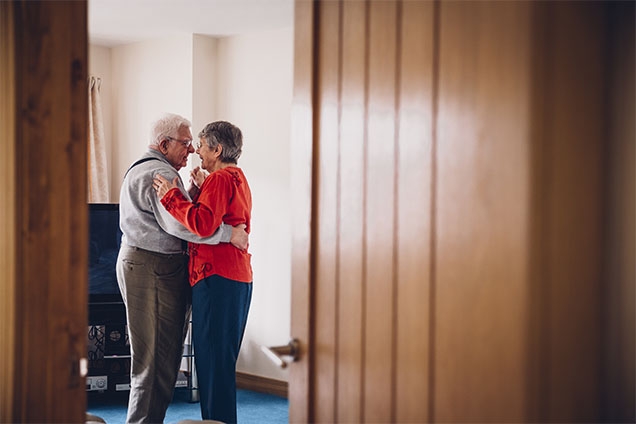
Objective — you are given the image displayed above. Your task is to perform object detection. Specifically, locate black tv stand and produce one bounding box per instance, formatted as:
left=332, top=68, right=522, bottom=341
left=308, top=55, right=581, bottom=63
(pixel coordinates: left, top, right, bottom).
left=87, top=300, right=130, bottom=393
left=87, top=301, right=198, bottom=401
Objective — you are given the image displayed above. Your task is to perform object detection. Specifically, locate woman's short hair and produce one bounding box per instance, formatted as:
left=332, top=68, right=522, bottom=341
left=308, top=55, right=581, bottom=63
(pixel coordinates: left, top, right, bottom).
left=198, top=121, right=243, bottom=164
left=150, top=113, right=191, bottom=146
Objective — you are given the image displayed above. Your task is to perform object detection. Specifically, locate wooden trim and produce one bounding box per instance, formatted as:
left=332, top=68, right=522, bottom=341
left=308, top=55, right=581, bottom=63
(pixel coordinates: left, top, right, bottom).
left=236, top=372, right=288, bottom=399
left=0, top=1, right=16, bottom=421
left=313, top=0, right=340, bottom=421
left=289, top=0, right=315, bottom=422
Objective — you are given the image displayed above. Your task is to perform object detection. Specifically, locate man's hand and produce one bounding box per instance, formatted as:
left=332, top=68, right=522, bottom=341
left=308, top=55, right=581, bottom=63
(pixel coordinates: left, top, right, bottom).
left=230, top=224, right=249, bottom=250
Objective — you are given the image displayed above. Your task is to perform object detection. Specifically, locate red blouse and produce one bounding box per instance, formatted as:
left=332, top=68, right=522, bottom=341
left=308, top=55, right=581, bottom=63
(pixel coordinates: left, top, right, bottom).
left=160, top=166, right=252, bottom=285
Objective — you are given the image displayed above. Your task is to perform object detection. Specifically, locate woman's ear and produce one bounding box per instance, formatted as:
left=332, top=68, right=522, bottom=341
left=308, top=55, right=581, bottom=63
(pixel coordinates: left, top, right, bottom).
left=214, top=144, right=223, bottom=158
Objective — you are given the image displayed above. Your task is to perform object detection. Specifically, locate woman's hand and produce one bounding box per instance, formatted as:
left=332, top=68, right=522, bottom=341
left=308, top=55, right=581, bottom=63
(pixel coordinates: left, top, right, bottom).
left=190, top=166, right=208, bottom=188
left=153, top=174, right=179, bottom=198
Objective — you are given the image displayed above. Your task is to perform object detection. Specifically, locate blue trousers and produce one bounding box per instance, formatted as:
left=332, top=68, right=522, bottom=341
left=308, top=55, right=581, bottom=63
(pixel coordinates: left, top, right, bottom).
left=192, top=275, right=252, bottom=423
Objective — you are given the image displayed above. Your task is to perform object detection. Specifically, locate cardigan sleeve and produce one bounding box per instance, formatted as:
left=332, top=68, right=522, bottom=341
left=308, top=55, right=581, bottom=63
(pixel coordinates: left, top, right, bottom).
left=160, top=170, right=234, bottom=238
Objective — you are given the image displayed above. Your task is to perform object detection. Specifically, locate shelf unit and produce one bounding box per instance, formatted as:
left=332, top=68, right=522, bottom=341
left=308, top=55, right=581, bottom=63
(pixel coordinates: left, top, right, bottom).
left=87, top=302, right=198, bottom=401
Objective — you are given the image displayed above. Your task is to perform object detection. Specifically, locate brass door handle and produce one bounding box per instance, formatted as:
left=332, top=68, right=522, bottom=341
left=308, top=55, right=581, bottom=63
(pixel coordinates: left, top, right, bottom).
left=261, top=339, right=300, bottom=369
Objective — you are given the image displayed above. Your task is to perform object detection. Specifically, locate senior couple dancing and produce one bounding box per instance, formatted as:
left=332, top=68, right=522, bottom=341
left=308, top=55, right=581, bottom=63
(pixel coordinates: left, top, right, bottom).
left=116, top=113, right=252, bottom=424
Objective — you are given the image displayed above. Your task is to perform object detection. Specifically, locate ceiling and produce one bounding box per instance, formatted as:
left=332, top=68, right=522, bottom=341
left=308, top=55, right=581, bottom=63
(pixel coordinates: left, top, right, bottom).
left=88, top=0, right=294, bottom=47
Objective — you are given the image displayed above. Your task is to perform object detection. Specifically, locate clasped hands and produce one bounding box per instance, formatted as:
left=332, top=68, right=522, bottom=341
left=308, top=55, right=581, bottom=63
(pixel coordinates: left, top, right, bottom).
left=152, top=167, right=207, bottom=198
left=152, top=170, right=248, bottom=251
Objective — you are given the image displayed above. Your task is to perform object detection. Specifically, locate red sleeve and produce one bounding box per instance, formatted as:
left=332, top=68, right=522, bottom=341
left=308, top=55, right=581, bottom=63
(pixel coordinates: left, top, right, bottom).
left=160, top=171, right=233, bottom=237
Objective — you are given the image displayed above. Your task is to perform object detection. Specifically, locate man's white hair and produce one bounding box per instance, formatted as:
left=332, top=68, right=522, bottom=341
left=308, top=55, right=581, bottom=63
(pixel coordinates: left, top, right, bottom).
left=149, top=113, right=191, bottom=146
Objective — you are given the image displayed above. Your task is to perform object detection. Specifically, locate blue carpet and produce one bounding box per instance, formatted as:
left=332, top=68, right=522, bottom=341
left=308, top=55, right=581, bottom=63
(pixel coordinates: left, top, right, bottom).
left=87, top=388, right=288, bottom=424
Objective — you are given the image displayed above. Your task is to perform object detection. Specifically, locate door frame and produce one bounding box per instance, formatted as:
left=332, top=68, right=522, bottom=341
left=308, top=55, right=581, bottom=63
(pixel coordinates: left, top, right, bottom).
left=289, top=0, right=315, bottom=422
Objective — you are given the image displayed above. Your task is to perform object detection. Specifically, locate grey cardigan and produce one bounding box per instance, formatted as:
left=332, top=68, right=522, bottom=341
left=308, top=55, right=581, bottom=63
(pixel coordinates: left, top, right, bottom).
left=119, top=149, right=231, bottom=254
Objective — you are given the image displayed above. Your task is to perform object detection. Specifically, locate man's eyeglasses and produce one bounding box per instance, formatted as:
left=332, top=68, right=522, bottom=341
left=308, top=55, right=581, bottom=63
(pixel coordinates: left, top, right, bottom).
left=166, top=137, right=193, bottom=148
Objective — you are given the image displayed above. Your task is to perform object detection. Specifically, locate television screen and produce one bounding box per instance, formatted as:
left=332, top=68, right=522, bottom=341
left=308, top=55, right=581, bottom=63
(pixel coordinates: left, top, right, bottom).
left=89, top=203, right=123, bottom=304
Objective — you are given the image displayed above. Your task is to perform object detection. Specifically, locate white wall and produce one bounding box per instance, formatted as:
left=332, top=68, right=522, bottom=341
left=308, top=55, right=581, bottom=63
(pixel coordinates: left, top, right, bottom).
left=88, top=27, right=293, bottom=382
left=191, top=35, right=219, bottom=171
left=111, top=35, right=195, bottom=192
left=216, top=28, right=294, bottom=382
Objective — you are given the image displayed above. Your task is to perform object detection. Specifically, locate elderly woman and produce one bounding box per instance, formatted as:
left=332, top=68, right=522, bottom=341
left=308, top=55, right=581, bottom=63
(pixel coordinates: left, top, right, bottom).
left=153, top=120, right=252, bottom=424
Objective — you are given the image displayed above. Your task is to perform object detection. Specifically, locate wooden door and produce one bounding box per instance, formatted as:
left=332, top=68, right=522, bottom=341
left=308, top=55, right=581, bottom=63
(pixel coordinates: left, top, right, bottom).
left=290, top=1, right=613, bottom=423
left=0, top=1, right=88, bottom=422
left=291, top=1, right=436, bottom=422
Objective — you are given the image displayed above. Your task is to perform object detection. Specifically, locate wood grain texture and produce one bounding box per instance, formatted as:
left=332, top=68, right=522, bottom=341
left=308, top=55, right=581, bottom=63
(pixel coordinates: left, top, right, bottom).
left=298, top=0, right=616, bottom=422
left=362, top=2, right=398, bottom=422
left=313, top=1, right=340, bottom=421
left=236, top=372, right=288, bottom=399
left=395, top=1, right=434, bottom=422
left=0, top=2, right=17, bottom=421
left=538, top=2, right=605, bottom=420
left=601, top=2, right=636, bottom=422
left=336, top=0, right=366, bottom=422
left=434, top=1, right=534, bottom=421
left=11, top=1, right=88, bottom=422
left=289, top=0, right=315, bottom=422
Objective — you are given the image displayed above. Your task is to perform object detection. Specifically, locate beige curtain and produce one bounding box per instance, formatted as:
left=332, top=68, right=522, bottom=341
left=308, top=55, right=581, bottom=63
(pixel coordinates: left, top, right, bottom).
left=88, top=76, right=109, bottom=202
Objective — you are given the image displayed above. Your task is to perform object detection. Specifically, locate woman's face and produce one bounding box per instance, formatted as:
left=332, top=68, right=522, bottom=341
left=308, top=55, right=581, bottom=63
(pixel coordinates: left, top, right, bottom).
left=196, top=138, right=221, bottom=172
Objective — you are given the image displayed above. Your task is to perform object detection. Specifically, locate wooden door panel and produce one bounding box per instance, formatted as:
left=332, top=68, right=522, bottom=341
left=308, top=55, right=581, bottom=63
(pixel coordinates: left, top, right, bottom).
left=1, top=1, right=88, bottom=422
left=293, top=1, right=610, bottom=422
left=363, top=1, right=398, bottom=422
left=395, top=1, right=435, bottom=422
left=289, top=0, right=315, bottom=421
left=313, top=0, right=340, bottom=421
left=0, top=2, right=17, bottom=421
left=434, top=1, right=532, bottom=421
left=336, top=0, right=366, bottom=422
left=538, top=3, right=605, bottom=420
